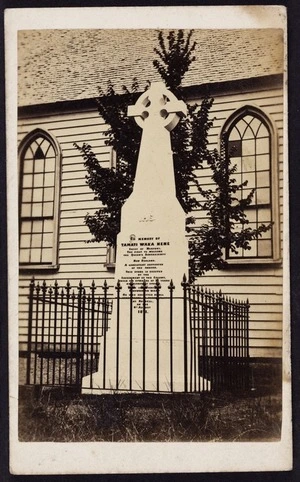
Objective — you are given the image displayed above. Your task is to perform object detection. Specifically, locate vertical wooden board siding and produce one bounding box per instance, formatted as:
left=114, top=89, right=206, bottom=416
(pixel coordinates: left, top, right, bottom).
left=18, top=86, right=284, bottom=357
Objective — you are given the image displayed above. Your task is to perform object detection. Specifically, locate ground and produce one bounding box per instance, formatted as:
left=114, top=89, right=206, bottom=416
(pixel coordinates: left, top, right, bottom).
left=18, top=387, right=281, bottom=443
left=18, top=354, right=282, bottom=442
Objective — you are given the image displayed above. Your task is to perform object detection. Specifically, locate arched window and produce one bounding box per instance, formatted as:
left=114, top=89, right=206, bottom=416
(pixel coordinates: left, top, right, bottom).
left=19, top=129, right=61, bottom=268
left=223, top=107, right=278, bottom=261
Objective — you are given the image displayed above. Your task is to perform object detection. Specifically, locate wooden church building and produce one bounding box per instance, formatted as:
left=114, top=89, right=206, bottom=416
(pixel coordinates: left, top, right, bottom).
left=17, top=29, right=285, bottom=384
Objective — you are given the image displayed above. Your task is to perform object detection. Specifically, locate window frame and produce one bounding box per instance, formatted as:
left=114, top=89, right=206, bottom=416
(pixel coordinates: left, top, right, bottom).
left=18, top=128, right=61, bottom=271
left=221, top=105, right=281, bottom=265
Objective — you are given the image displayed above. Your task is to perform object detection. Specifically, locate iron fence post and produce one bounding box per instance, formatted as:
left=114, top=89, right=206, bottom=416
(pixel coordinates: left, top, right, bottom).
left=155, top=278, right=161, bottom=392
left=81, top=287, right=86, bottom=385
left=26, top=278, right=35, bottom=385
left=182, top=274, right=188, bottom=392
left=129, top=279, right=135, bottom=391
left=246, top=299, right=250, bottom=358
left=76, top=281, right=83, bottom=388
left=142, top=280, right=147, bottom=392
left=115, top=280, right=121, bottom=390
left=53, top=282, right=58, bottom=385
left=168, top=280, right=174, bottom=392
left=65, top=281, right=71, bottom=385
left=102, top=280, right=108, bottom=389
left=40, top=281, right=47, bottom=386
left=90, top=281, right=95, bottom=389
left=189, top=284, right=194, bottom=392
left=33, top=282, right=40, bottom=385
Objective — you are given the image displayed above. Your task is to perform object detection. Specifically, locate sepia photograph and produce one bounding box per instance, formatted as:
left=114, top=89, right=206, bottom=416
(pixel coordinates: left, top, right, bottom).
left=6, top=5, right=292, bottom=475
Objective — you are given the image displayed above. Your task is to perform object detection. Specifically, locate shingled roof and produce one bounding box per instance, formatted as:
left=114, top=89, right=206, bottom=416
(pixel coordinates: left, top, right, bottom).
left=18, top=28, right=283, bottom=107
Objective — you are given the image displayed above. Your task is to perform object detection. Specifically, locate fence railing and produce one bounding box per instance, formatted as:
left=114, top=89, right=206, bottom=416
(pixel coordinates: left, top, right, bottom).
left=25, top=277, right=250, bottom=393
left=189, top=284, right=250, bottom=391
left=26, top=279, right=111, bottom=388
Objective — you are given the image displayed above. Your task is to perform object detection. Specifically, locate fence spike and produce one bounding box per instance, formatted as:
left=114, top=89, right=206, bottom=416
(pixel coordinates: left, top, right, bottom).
left=129, top=278, right=135, bottom=291
left=155, top=278, right=161, bottom=290
left=168, top=279, right=175, bottom=290
left=181, top=274, right=189, bottom=288
left=115, top=280, right=122, bottom=299
left=42, top=281, right=47, bottom=294
left=102, top=280, right=108, bottom=294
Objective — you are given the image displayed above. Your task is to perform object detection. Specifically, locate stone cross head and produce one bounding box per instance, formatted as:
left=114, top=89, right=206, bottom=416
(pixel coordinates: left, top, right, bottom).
left=127, top=82, right=187, bottom=132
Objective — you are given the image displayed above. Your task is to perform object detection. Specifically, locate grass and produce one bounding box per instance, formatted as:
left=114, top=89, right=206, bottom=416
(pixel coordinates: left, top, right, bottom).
left=18, top=387, right=282, bottom=442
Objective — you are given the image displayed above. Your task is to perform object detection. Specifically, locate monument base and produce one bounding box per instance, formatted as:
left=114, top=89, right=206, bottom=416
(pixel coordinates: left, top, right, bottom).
left=81, top=372, right=211, bottom=395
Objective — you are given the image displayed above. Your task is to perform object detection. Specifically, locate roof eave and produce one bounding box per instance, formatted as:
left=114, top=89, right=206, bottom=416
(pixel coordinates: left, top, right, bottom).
left=18, top=73, right=283, bottom=117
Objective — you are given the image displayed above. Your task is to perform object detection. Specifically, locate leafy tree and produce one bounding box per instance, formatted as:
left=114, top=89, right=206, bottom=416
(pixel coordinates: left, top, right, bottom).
left=75, top=30, right=271, bottom=281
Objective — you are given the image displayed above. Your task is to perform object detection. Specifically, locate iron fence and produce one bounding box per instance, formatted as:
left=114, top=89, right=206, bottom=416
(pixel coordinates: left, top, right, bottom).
left=26, top=279, right=111, bottom=388
left=189, top=284, right=250, bottom=391
left=25, top=277, right=250, bottom=393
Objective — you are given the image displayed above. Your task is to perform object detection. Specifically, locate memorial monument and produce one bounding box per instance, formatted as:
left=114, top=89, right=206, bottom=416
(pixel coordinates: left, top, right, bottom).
left=83, top=82, right=197, bottom=393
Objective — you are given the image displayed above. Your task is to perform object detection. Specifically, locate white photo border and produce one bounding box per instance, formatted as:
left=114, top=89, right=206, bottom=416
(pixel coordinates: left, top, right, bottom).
left=6, top=5, right=291, bottom=475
